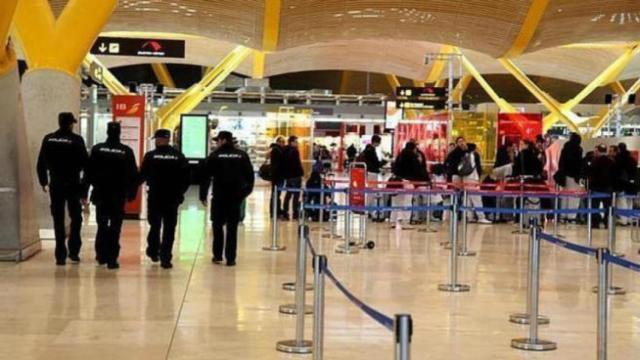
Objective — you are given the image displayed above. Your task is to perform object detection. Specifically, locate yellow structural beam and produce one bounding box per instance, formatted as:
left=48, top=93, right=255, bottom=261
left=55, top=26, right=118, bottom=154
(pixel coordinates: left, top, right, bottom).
left=499, top=58, right=580, bottom=132
left=453, top=48, right=516, bottom=113
left=425, top=45, right=453, bottom=83
left=0, top=0, right=18, bottom=74
left=253, top=51, right=266, bottom=79
left=82, top=54, right=130, bottom=96
left=151, top=63, right=176, bottom=88
left=412, top=80, right=423, bottom=87
left=385, top=74, right=401, bottom=91
left=589, top=77, right=640, bottom=137
left=540, top=44, right=640, bottom=128
left=451, top=75, right=473, bottom=103
left=262, top=0, right=281, bottom=52
left=611, top=81, right=626, bottom=95
left=502, top=0, right=549, bottom=58
left=339, top=71, right=352, bottom=94
left=13, top=0, right=117, bottom=77
left=157, top=46, right=253, bottom=130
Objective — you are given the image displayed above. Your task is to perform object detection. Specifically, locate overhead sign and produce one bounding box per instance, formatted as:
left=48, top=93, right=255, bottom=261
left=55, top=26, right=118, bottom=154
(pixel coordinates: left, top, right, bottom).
left=395, top=86, right=448, bottom=110
left=180, top=114, right=209, bottom=160
left=91, top=37, right=185, bottom=58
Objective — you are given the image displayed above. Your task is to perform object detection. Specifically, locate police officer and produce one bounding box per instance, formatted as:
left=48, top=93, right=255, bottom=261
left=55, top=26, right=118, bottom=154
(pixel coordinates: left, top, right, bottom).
left=86, top=122, right=138, bottom=269
left=200, top=131, right=254, bottom=266
left=139, top=129, right=189, bottom=269
left=36, top=112, right=89, bottom=265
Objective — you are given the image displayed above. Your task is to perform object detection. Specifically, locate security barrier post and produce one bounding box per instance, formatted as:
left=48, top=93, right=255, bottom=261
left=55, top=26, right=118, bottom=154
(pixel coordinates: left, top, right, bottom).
left=512, top=177, right=527, bottom=234
left=510, top=219, right=550, bottom=325
left=336, top=207, right=358, bottom=254
left=264, top=184, right=286, bottom=251
left=279, top=225, right=313, bottom=315
left=553, top=186, right=560, bottom=237
left=277, top=225, right=313, bottom=353
left=394, top=314, right=413, bottom=360
left=597, top=248, right=609, bottom=360
left=587, top=191, right=593, bottom=246
left=419, top=188, right=437, bottom=233
left=593, top=205, right=626, bottom=295
left=511, top=219, right=557, bottom=351
left=439, top=191, right=470, bottom=292
left=312, top=255, right=327, bottom=360
left=458, top=189, right=476, bottom=256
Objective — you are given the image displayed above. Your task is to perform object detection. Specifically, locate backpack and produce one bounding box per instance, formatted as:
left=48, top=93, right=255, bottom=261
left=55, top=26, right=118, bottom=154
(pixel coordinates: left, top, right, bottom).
left=457, top=153, right=475, bottom=176
left=258, top=162, right=272, bottom=181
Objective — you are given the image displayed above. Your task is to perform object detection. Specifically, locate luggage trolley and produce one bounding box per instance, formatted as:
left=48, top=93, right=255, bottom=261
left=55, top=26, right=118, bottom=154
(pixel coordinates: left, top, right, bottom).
left=336, top=163, right=375, bottom=253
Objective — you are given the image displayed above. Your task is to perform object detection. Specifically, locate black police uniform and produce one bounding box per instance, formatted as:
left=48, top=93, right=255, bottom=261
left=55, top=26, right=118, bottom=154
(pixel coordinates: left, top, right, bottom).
left=36, top=126, right=89, bottom=264
left=140, top=143, right=189, bottom=265
left=86, top=126, right=138, bottom=268
left=200, top=142, right=254, bottom=265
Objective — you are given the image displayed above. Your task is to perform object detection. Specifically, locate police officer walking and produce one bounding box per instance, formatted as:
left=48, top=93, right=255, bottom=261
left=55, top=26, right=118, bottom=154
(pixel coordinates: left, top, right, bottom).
left=86, top=122, right=139, bottom=269
left=200, top=131, right=254, bottom=266
left=139, top=129, right=190, bottom=269
left=36, top=112, right=89, bottom=265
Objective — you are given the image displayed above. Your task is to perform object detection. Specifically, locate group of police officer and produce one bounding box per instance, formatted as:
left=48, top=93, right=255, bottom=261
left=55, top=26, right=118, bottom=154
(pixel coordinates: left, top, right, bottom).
left=37, top=113, right=253, bottom=269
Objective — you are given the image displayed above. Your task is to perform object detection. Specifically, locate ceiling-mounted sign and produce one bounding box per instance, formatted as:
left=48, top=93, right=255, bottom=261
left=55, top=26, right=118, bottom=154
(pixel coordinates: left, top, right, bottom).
left=90, top=37, right=186, bottom=58
left=395, top=86, right=448, bottom=110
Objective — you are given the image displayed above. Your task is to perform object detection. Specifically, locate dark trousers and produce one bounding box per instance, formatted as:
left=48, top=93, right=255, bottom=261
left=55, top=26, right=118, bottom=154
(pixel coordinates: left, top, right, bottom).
left=283, top=177, right=302, bottom=218
left=95, top=198, right=125, bottom=265
left=592, top=195, right=612, bottom=228
left=270, top=180, right=284, bottom=218
left=147, top=198, right=179, bottom=263
left=49, top=185, right=83, bottom=262
left=212, top=198, right=241, bottom=262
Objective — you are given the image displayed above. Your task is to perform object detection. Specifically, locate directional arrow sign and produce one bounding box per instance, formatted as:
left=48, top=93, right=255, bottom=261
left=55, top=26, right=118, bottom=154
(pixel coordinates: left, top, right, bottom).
left=98, top=43, right=107, bottom=53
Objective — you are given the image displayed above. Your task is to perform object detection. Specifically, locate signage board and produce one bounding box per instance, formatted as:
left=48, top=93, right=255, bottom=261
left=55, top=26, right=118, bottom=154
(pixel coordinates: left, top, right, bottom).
left=497, top=113, right=543, bottom=148
left=91, top=37, right=185, bottom=58
left=395, top=86, right=448, bottom=110
left=180, top=114, right=209, bottom=160
left=349, top=166, right=366, bottom=207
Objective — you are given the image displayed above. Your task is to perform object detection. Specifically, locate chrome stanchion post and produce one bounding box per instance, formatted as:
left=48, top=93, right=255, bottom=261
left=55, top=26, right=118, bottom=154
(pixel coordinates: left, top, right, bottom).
left=277, top=226, right=313, bottom=354
left=312, top=255, right=327, bottom=360
left=319, top=177, right=326, bottom=230
left=264, top=185, right=286, bottom=251
left=511, top=219, right=557, bottom=351
left=597, top=248, right=610, bottom=360
left=439, top=191, right=470, bottom=292
left=394, top=314, right=413, bottom=360
left=587, top=191, right=593, bottom=246
left=592, top=204, right=625, bottom=295
left=553, top=185, right=560, bottom=237
left=279, top=225, right=314, bottom=315
left=336, top=207, right=358, bottom=254
left=510, top=219, right=550, bottom=325
left=458, top=189, right=476, bottom=256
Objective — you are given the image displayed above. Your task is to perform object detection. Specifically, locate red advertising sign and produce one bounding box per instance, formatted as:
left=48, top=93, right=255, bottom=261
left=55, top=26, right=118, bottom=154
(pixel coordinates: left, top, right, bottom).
left=497, top=113, right=543, bottom=149
left=112, top=95, right=146, bottom=217
left=349, top=167, right=366, bottom=207
left=393, top=112, right=449, bottom=164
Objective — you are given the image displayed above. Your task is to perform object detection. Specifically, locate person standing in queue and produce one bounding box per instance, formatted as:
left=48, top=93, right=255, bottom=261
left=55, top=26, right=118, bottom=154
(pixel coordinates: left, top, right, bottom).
left=282, top=136, right=304, bottom=220
left=139, top=129, right=190, bottom=269
left=200, top=131, right=254, bottom=266
left=37, top=112, right=89, bottom=266
left=270, top=136, right=286, bottom=219
left=86, top=122, right=139, bottom=269
left=359, top=135, right=388, bottom=220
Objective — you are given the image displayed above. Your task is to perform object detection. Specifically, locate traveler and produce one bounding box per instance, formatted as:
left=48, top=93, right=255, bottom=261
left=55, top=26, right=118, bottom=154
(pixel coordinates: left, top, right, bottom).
left=494, top=141, right=515, bottom=168
left=86, top=122, right=139, bottom=269
left=269, top=136, right=285, bottom=219
left=614, top=143, right=638, bottom=225
left=139, top=129, right=190, bottom=269
left=587, top=144, right=615, bottom=229
left=556, top=132, right=583, bottom=222
left=391, top=141, right=429, bottom=229
left=36, top=112, right=89, bottom=265
left=281, top=136, right=304, bottom=220
left=359, top=135, right=388, bottom=218
left=346, top=144, right=358, bottom=164
left=200, top=131, right=254, bottom=266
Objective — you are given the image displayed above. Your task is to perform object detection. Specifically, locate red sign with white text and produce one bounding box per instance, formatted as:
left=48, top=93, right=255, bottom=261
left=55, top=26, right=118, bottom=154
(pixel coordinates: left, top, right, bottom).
left=497, top=113, right=543, bottom=149
left=112, top=95, right=146, bottom=217
left=349, top=167, right=366, bottom=207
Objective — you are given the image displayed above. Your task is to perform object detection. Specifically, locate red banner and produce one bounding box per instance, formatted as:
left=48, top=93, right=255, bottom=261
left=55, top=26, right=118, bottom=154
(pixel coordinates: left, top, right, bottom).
left=112, top=95, right=146, bottom=217
left=349, top=167, right=366, bottom=207
left=393, top=113, right=449, bottom=165
left=497, top=113, right=542, bottom=148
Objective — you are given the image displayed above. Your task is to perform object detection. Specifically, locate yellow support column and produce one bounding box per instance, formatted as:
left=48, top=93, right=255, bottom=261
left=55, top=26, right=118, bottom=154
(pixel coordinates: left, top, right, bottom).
left=253, top=51, right=266, bottom=79
left=451, top=75, right=473, bottom=103
left=610, top=81, right=626, bottom=96
left=0, top=0, right=18, bottom=75
left=82, top=54, right=131, bottom=95
left=339, top=71, right=352, bottom=94
left=151, top=63, right=176, bottom=88
left=385, top=74, right=401, bottom=92
left=502, top=0, right=550, bottom=58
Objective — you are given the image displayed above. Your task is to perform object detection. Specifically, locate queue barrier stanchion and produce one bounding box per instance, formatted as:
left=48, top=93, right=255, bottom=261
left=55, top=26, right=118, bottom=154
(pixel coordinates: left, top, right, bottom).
left=587, top=191, right=593, bottom=246
left=552, top=185, right=563, bottom=238
left=395, top=314, right=413, bottom=360
left=439, top=191, right=470, bottom=292
left=264, top=185, right=286, bottom=252
left=418, top=188, right=437, bottom=233
left=312, top=255, right=327, bottom=360
left=509, top=219, right=550, bottom=325
left=458, top=189, right=476, bottom=257
left=283, top=189, right=313, bottom=292
left=511, top=219, right=557, bottom=351
left=512, top=178, right=528, bottom=235
left=597, top=248, right=610, bottom=360
left=592, top=204, right=626, bottom=295
left=279, top=224, right=314, bottom=316
left=323, top=180, right=342, bottom=239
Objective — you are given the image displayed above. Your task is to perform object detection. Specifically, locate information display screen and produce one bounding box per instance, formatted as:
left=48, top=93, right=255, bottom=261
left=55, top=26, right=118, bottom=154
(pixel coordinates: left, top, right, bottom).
left=180, top=114, right=209, bottom=160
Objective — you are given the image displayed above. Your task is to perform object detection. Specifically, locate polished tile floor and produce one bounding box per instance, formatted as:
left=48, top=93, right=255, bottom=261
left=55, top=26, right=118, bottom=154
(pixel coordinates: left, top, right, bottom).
left=2, top=187, right=640, bottom=359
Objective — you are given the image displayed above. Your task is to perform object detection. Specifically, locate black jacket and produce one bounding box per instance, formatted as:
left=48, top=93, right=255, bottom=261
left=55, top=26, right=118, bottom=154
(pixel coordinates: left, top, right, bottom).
left=360, top=144, right=386, bottom=174
left=86, top=139, right=139, bottom=204
left=282, top=145, right=304, bottom=179
left=494, top=146, right=512, bottom=168
left=200, top=143, right=255, bottom=203
left=393, top=149, right=429, bottom=182
left=270, top=145, right=285, bottom=182
left=512, top=148, right=543, bottom=179
left=588, top=155, right=616, bottom=192
left=36, top=129, right=89, bottom=195
left=444, top=147, right=466, bottom=177
left=614, top=151, right=638, bottom=193
left=140, top=145, right=190, bottom=204
left=558, top=139, right=583, bottom=181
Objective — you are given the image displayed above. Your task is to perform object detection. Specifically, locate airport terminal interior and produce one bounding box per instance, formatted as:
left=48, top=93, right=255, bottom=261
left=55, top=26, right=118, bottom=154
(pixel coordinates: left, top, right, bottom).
left=3, top=1, right=640, bottom=359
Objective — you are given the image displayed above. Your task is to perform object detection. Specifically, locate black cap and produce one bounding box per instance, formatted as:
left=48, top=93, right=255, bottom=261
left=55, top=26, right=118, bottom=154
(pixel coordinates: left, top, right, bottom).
left=154, top=129, right=171, bottom=139
left=213, top=130, right=233, bottom=142
left=107, top=122, right=121, bottom=138
left=58, top=112, right=77, bottom=128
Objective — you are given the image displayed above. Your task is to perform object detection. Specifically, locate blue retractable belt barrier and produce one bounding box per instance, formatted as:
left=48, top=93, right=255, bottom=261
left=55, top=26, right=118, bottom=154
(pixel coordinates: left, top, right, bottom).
left=613, top=208, right=640, bottom=218
left=278, top=187, right=347, bottom=194
left=324, top=267, right=395, bottom=332
left=538, top=232, right=597, bottom=256
left=604, top=253, right=640, bottom=273
left=458, top=206, right=605, bottom=216
left=465, top=190, right=611, bottom=199
left=304, top=204, right=451, bottom=213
